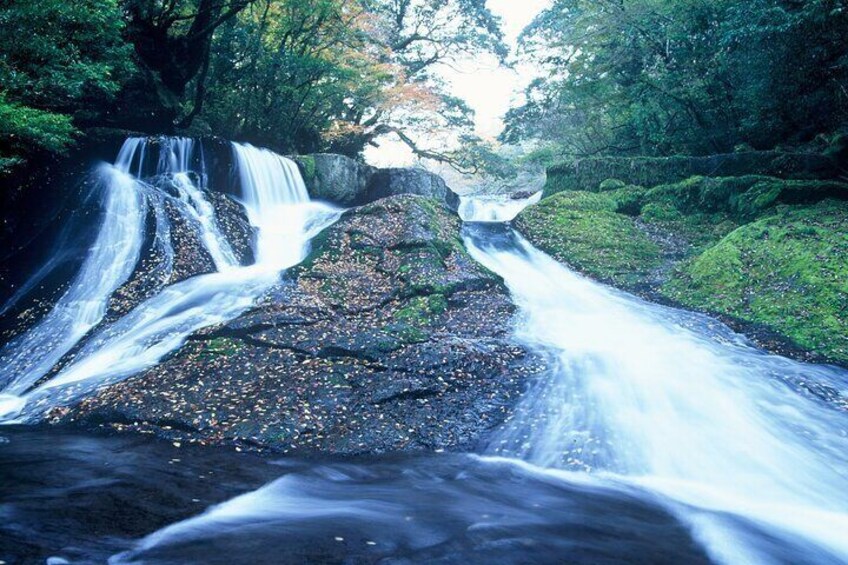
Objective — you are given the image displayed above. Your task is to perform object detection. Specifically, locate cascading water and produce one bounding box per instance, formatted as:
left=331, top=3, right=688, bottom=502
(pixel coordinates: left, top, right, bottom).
left=460, top=198, right=848, bottom=563
left=4, top=166, right=848, bottom=564
left=0, top=148, right=146, bottom=416
left=0, top=138, right=340, bottom=421
left=458, top=191, right=542, bottom=223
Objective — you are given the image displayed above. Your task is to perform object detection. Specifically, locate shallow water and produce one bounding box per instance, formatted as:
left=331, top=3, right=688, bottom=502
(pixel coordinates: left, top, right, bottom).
left=1, top=427, right=713, bottom=564
left=2, top=153, right=848, bottom=564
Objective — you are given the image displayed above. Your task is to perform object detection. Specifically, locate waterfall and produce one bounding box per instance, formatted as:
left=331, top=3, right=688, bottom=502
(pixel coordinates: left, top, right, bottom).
left=0, top=162, right=146, bottom=414
left=460, top=201, right=848, bottom=563
left=231, top=143, right=319, bottom=266
left=0, top=138, right=340, bottom=421
left=457, top=191, right=541, bottom=223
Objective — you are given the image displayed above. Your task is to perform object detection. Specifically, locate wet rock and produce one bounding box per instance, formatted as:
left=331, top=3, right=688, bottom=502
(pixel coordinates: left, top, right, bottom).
left=368, top=168, right=460, bottom=211
left=294, top=153, right=459, bottom=211
left=63, top=195, right=539, bottom=455
left=294, top=154, right=374, bottom=206
left=106, top=191, right=254, bottom=319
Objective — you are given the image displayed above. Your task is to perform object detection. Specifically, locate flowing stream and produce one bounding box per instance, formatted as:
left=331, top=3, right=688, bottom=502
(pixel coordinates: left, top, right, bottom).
left=1, top=151, right=848, bottom=564
left=462, top=220, right=848, bottom=564
left=0, top=138, right=340, bottom=421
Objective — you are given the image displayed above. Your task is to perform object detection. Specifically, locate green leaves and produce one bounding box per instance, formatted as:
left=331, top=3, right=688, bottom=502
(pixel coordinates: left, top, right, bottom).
left=505, top=0, right=848, bottom=158
left=0, top=0, right=131, bottom=169
left=0, top=97, right=77, bottom=155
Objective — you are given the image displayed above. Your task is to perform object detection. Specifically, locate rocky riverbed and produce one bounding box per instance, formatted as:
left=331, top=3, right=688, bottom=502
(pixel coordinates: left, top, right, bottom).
left=57, top=195, right=541, bottom=454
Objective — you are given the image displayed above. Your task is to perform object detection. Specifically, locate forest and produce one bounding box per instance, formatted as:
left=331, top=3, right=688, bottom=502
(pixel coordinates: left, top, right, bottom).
left=2, top=1, right=848, bottom=563
left=0, top=0, right=506, bottom=174
left=2, top=0, right=847, bottom=176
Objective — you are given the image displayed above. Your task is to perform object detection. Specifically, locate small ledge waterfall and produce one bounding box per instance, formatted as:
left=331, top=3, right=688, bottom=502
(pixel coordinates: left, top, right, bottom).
left=0, top=137, right=340, bottom=422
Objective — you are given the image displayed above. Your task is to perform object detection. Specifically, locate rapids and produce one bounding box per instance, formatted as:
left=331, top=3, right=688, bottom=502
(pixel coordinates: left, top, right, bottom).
left=1, top=148, right=847, bottom=564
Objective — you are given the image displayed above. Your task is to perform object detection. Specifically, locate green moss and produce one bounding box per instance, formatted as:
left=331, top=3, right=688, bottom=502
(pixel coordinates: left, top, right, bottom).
left=663, top=200, right=848, bottom=363
left=385, top=323, right=429, bottom=344
left=735, top=178, right=848, bottom=217
left=643, top=175, right=848, bottom=219
left=641, top=201, right=684, bottom=222
left=644, top=176, right=766, bottom=215
left=515, top=191, right=663, bottom=287
left=395, top=294, right=448, bottom=325
left=299, top=154, right=316, bottom=180
left=523, top=173, right=848, bottom=364
left=608, top=185, right=647, bottom=216
left=201, top=337, right=240, bottom=357
left=599, top=178, right=627, bottom=192
left=541, top=191, right=619, bottom=212
left=543, top=152, right=839, bottom=197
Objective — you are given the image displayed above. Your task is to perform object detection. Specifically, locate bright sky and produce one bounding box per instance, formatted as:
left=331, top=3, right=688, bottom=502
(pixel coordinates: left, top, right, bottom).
left=364, top=0, right=550, bottom=167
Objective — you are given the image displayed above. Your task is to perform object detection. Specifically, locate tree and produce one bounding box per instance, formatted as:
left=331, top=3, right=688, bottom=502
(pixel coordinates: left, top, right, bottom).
left=122, top=0, right=258, bottom=128
left=503, top=0, right=848, bottom=158
left=0, top=0, right=132, bottom=171
left=196, top=0, right=509, bottom=170
left=343, top=0, right=509, bottom=168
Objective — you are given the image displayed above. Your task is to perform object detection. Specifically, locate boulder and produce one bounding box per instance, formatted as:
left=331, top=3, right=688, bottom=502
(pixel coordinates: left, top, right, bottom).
left=62, top=195, right=539, bottom=454
left=294, top=153, right=459, bottom=211
left=369, top=168, right=460, bottom=211
left=294, top=154, right=375, bottom=206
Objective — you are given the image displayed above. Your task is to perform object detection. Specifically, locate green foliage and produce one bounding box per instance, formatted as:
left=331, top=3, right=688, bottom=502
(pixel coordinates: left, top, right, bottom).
left=505, top=0, right=848, bottom=156
left=0, top=0, right=132, bottom=168
left=196, top=0, right=507, bottom=158
left=0, top=97, right=76, bottom=164
left=0, top=0, right=506, bottom=168
left=664, top=201, right=848, bottom=363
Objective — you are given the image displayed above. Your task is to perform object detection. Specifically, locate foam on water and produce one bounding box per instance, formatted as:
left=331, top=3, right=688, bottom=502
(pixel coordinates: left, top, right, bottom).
left=0, top=138, right=340, bottom=421
left=460, top=200, right=848, bottom=562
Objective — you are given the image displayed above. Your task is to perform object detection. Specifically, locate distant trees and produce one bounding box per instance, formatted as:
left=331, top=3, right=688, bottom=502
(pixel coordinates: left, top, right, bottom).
left=502, top=0, right=848, bottom=158
left=198, top=0, right=507, bottom=163
left=0, top=0, right=508, bottom=173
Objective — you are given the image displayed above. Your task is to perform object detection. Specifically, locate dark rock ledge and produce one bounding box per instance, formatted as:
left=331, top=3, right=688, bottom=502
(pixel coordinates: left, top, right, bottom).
left=59, top=195, right=541, bottom=455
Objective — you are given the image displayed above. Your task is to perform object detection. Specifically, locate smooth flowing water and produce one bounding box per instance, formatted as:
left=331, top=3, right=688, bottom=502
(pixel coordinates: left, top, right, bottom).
left=463, top=223, right=848, bottom=564
left=0, top=138, right=340, bottom=421
left=2, top=163, right=847, bottom=564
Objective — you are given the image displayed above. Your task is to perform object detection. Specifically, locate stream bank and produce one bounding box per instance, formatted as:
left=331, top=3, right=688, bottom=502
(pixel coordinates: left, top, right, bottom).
left=514, top=175, right=848, bottom=366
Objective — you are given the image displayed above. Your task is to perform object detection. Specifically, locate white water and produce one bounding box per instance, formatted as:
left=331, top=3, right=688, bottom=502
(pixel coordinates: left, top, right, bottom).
left=0, top=138, right=339, bottom=421
left=460, top=196, right=848, bottom=562
left=0, top=154, right=146, bottom=412
left=107, top=193, right=848, bottom=564
left=5, top=158, right=848, bottom=562
left=458, top=191, right=541, bottom=223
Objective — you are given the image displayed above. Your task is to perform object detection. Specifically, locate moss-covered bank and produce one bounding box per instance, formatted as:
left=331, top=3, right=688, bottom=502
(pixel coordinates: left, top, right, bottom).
left=515, top=175, right=848, bottom=365
left=513, top=191, right=663, bottom=289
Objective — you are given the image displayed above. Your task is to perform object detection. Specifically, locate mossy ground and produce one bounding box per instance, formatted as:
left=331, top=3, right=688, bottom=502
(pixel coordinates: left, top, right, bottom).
left=514, top=191, right=663, bottom=288
left=516, top=175, right=848, bottom=364
left=664, top=200, right=848, bottom=362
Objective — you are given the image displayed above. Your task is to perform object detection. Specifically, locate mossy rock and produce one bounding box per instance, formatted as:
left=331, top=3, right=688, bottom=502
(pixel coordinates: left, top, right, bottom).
left=598, top=178, right=627, bottom=192
left=515, top=191, right=663, bottom=287
left=663, top=200, right=848, bottom=364
left=644, top=175, right=848, bottom=218
left=298, top=154, right=316, bottom=180
left=608, top=184, right=647, bottom=216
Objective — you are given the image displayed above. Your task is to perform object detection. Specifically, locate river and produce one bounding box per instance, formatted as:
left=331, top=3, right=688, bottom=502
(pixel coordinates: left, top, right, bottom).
left=1, top=140, right=847, bottom=564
